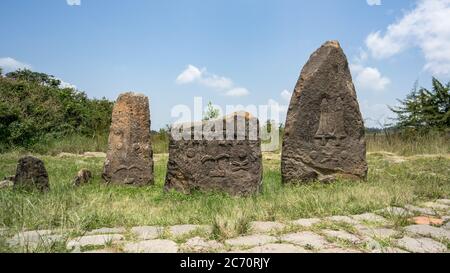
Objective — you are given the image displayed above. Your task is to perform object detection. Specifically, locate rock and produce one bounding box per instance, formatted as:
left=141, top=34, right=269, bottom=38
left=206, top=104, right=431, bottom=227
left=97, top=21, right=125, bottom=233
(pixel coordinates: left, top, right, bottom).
left=436, top=199, right=450, bottom=206
left=280, top=232, right=331, bottom=250
left=281, top=40, right=367, bottom=183
left=352, top=213, right=388, bottom=225
left=66, top=234, right=124, bottom=249
left=322, top=230, right=362, bottom=244
left=422, top=202, right=449, bottom=211
left=405, top=205, right=437, bottom=216
left=316, top=248, right=362, bottom=253
left=83, top=248, right=118, bottom=253
left=242, top=244, right=309, bottom=253
left=324, top=215, right=359, bottom=225
left=86, top=227, right=127, bottom=235
left=356, top=227, right=398, bottom=240
left=291, top=218, right=321, bottom=228
left=249, top=221, right=286, bottom=234
left=123, top=239, right=178, bottom=253
left=411, top=216, right=444, bottom=226
left=165, top=112, right=263, bottom=196
left=13, top=156, right=50, bottom=192
left=181, top=237, right=224, bottom=253
left=168, top=225, right=211, bottom=237
left=0, top=180, right=13, bottom=189
left=443, top=222, right=450, bottom=230
left=377, top=207, right=413, bottom=217
left=404, top=225, right=450, bottom=240
left=73, top=169, right=92, bottom=186
left=131, top=226, right=163, bottom=240
left=83, top=152, right=106, bottom=158
left=397, top=237, right=446, bottom=253
left=372, top=247, right=409, bottom=253
left=8, top=230, right=58, bottom=247
left=102, top=92, right=154, bottom=186
left=225, top=235, right=277, bottom=248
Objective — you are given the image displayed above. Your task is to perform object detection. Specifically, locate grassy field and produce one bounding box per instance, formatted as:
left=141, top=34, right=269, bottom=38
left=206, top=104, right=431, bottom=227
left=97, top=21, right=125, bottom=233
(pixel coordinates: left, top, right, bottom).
left=0, top=148, right=449, bottom=243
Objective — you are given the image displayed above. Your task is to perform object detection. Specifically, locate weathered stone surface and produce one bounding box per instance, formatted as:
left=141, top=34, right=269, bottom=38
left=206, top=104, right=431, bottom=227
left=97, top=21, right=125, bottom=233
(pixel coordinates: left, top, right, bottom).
left=411, top=216, right=443, bottom=226
left=131, top=226, right=163, bottom=240
left=168, top=225, right=211, bottom=237
left=322, top=230, right=362, bottom=244
left=165, top=112, right=263, bottom=196
left=280, top=232, right=331, bottom=249
left=242, top=244, right=309, bottom=253
left=123, top=239, right=178, bottom=253
left=405, top=205, right=436, bottom=216
left=356, top=227, right=398, bottom=240
left=352, top=213, right=388, bottom=225
left=397, top=237, right=446, bottom=253
left=86, top=227, right=127, bottom=235
left=102, top=92, right=154, bottom=186
left=422, top=202, right=449, bottom=211
left=67, top=234, right=124, bottom=249
left=371, top=247, right=409, bottom=253
left=225, top=234, right=277, bottom=247
left=0, top=180, right=13, bottom=189
left=181, top=237, right=224, bottom=253
left=281, top=41, right=367, bottom=183
left=324, top=215, right=359, bottom=225
left=436, top=199, right=450, bottom=206
left=377, top=206, right=413, bottom=217
left=13, top=156, right=50, bottom=192
left=249, top=221, right=286, bottom=234
left=443, top=222, right=450, bottom=230
left=404, top=225, right=450, bottom=240
left=73, top=169, right=92, bottom=187
left=291, top=218, right=321, bottom=228
left=8, top=230, right=59, bottom=247
left=316, top=248, right=362, bottom=253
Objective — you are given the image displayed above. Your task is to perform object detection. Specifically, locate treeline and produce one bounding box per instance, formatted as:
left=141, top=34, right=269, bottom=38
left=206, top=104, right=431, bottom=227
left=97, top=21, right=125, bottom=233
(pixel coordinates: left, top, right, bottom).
left=0, top=69, right=113, bottom=152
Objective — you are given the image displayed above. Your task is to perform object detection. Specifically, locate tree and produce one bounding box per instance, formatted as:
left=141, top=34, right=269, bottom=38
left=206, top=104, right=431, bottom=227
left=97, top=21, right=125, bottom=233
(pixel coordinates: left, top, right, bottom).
left=203, top=101, right=220, bottom=121
left=390, top=78, right=450, bottom=131
left=5, top=69, right=61, bottom=88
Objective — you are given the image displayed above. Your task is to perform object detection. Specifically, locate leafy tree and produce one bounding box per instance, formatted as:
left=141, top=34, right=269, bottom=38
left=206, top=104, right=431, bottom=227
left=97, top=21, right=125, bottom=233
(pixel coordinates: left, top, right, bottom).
left=203, top=101, right=220, bottom=121
left=390, top=78, right=450, bottom=131
left=6, top=69, right=61, bottom=88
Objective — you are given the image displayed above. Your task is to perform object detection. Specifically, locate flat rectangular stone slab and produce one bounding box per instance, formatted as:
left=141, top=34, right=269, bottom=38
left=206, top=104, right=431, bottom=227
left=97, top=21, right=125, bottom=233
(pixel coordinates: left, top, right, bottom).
left=67, top=234, right=124, bottom=249
left=123, top=239, right=178, bottom=253
left=131, top=226, right=163, bottom=240
left=397, top=237, right=447, bottom=253
left=225, top=235, right=277, bottom=247
left=280, top=232, right=332, bottom=250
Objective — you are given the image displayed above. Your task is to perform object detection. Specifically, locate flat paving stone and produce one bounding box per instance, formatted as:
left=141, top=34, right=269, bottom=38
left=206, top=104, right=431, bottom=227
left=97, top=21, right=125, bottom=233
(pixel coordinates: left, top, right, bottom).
left=249, top=222, right=286, bottom=234
left=352, top=213, right=388, bottom=225
left=131, top=226, right=163, bottom=240
left=405, top=205, right=437, bottom=216
left=123, top=239, right=178, bottom=253
left=324, top=216, right=359, bottom=225
left=404, top=225, right=450, bottom=240
left=8, top=230, right=55, bottom=247
left=444, top=222, right=450, bottom=230
left=377, top=207, right=413, bottom=217
left=280, top=232, right=332, bottom=250
left=242, top=244, right=309, bottom=253
left=397, top=237, right=447, bottom=253
left=168, top=225, right=211, bottom=237
left=225, top=235, right=277, bottom=248
left=291, top=218, right=321, bottom=228
left=181, top=237, right=224, bottom=253
left=86, top=227, right=127, bottom=235
left=316, top=248, right=362, bottom=253
left=67, top=234, right=124, bottom=249
left=436, top=199, right=450, bottom=206
left=372, top=247, right=409, bottom=253
left=422, top=202, right=449, bottom=211
left=83, top=248, right=118, bottom=253
left=322, top=230, right=362, bottom=244
left=357, top=227, right=398, bottom=240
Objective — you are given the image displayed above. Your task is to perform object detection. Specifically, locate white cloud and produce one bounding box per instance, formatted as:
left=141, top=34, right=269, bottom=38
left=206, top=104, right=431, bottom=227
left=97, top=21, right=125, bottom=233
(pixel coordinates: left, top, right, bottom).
left=66, top=0, right=81, bottom=6
left=367, top=0, right=382, bottom=6
left=176, top=65, right=202, bottom=84
left=0, top=57, right=32, bottom=72
left=225, top=87, right=249, bottom=97
left=176, top=64, right=249, bottom=97
left=280, top=89, right=292, bottom=102
left=351, top=64, right=391, bottom=92
left=58, top=79, right=77, bottom=89
left=366, top=0, right=450, bottom=76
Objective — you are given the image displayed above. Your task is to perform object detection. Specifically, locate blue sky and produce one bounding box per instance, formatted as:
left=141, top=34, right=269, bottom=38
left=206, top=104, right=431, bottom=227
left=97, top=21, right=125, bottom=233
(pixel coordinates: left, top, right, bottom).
left=1, top=0, right=449, bottom=129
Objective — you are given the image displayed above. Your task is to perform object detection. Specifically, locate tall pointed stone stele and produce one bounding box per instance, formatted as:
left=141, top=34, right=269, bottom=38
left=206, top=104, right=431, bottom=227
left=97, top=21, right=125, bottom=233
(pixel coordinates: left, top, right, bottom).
left=282, top=41, right=368, bottom=183
left=102, top=92, right=154, bottom=186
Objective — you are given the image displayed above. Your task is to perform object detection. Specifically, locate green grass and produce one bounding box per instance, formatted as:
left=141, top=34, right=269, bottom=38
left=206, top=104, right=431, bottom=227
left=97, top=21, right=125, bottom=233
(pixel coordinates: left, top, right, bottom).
left=0, top=150, right=448, bottom=239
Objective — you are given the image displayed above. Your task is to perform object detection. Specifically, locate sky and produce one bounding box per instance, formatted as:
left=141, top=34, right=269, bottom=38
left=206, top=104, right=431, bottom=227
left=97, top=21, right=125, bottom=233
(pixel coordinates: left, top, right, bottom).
left=1, top=0, right=449, bottom=129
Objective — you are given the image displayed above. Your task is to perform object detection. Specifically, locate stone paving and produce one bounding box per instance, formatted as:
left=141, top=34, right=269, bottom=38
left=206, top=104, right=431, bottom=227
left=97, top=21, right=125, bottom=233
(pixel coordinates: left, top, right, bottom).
left=1, top=200, right=449, bottom=253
